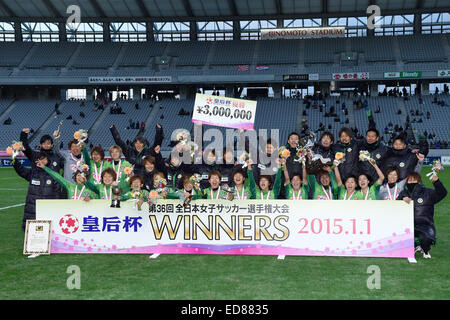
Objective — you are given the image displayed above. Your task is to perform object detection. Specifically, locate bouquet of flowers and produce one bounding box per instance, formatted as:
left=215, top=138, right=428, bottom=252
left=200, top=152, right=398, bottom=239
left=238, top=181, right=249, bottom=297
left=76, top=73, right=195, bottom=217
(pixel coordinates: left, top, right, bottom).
left=426, top=160, right=444, bottom=180
left=123, top=165, right=134, bottom=182
left=6, top=141, right=24, bottom=164
left=154, top=177, right=168, bottom=193
left=278, top=146, right=291, bottom=171
left=331, top=152, right=345, bottom=169
left=148, top=190, right=159, bottom=204
left=73, top=129, right=88, bottom=146
left=130, top=188, right=144, bottom=211
left=188, top=141, right=199, bottom=162
left=239, top=152, right=250, bottom=168
left=176, top=129, right=190, bottom=145
left=359, top=150, right=376, bottom=165
left=189, top=173, right=202, bottom=187
left=73, top=160, right=89, bottom=177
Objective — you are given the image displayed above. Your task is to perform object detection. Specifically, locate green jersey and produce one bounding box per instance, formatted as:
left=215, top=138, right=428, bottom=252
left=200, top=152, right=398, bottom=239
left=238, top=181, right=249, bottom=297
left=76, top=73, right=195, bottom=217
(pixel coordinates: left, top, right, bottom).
left=122, top=189, right=150, bottom=202
left=85, top=180, right=119, bottom=200
left=285, top=183, right=309, bottom=200
left=355, top=182, right=381, bottom=200
left=166, top=188, right=203, bottom=200
left=108, top=159, right=133, bottom=192
left=308, top=171, right=339, bottom=200
left=337, top=186, right=358, bottom=200
left=43, top=166, right=97, bottom=200
left=82, top=146, right=112, bottom=186
left=249, top=168, right=282, bottom=200
left=201, top=186, right=230, bottom=200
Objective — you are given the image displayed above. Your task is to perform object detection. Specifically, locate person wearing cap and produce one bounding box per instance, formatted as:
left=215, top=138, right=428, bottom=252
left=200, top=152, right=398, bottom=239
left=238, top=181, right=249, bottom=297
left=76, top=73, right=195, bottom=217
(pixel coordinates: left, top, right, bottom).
left=109, top=123, right=163, bottom=177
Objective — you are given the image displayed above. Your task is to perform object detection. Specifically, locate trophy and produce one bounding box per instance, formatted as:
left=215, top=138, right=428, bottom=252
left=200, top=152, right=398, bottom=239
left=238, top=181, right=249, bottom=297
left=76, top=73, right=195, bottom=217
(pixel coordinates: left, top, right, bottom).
left=221, top=185, right=236, bottom=201
left=179, top=191, right=193, bottom=207
left=53, top=120, right=63, bottom=139
left=110, top=187, right=123, bottom=208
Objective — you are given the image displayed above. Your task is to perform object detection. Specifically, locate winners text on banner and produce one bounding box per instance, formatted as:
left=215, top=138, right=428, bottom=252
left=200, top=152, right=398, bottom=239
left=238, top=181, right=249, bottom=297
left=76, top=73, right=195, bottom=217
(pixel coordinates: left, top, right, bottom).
left=192, top=94, right=257, bottom=130
left=36, top=200, right=414, bottom=259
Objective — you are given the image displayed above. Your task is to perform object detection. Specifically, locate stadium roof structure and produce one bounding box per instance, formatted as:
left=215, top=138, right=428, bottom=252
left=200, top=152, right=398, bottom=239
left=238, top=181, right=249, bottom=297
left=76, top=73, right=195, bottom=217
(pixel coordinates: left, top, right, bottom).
left=0, top=0, right=449, bottom=22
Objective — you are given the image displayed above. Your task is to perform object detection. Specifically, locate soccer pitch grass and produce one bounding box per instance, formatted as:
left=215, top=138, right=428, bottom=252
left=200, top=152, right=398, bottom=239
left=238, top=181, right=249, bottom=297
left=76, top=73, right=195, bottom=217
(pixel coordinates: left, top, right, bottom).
left=0, top=167, right=449, bottom=300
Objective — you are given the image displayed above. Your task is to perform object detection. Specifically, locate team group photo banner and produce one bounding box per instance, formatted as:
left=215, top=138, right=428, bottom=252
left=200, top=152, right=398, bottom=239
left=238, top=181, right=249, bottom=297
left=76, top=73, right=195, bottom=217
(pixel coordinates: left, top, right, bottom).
left=192, top=93, right=257, bottom=130
left=36, top=200, right=414, bottom=259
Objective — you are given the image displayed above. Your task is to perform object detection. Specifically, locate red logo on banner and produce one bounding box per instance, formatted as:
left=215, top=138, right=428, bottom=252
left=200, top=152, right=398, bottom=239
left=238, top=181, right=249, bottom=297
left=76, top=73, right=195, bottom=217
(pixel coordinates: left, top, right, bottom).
left=59, top=214, right=80, bottom=234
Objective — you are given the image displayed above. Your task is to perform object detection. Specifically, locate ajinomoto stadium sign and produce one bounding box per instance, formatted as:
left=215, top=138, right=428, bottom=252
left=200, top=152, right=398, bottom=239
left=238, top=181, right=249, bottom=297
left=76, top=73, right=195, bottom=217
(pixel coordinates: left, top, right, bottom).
left=260, top=27, right=345, bottom=40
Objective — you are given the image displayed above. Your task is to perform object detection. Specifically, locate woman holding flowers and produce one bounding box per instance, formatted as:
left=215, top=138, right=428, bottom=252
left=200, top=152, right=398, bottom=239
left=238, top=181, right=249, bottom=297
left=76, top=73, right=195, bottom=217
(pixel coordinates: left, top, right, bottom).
left=37, top=161, right=96, bottom=201
left=166, top=175, right=203, bottom=202
left=121, top=175, right=150, bottom=210
left=355, top=153, right=385, bottom=200
left=109, top=123, right=163, bottom=177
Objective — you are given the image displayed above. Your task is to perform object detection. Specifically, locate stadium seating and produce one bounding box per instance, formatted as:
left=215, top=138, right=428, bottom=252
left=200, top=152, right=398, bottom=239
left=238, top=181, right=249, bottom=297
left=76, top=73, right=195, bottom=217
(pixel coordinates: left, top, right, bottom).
left=0, top=99, right=57, bottom=149
left=0, top=35, right=449, bottom=78
left=88, top=99, right=153, bottom=149
left=0, top=94, right=449, bottom=151
left=404, top=95, right=450, bottom=144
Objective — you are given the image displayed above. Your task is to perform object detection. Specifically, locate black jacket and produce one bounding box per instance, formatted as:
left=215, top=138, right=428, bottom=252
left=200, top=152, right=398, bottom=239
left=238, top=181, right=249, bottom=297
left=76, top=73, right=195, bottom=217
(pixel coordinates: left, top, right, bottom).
left=383, top=147, right=419, bottom=181
left=110, top=124, right=163, bottom=177
left=285, top=144, right=302, bottom=179
left=20, top=131, right=64, bottom=194
left=357, top=140, right=388, bottom=183
left=193, top=162, right=222, bottom=189
left=162, top=161, right=192, bottom=191
left=13, top=161, right=61, bottom=230
left=307, top=142, right=334, bottom=175
left=219, top=163, right=240, bottom=187
left=333, top=139, right=360, bottom=181
left=397, top=180, right=447, bottom=241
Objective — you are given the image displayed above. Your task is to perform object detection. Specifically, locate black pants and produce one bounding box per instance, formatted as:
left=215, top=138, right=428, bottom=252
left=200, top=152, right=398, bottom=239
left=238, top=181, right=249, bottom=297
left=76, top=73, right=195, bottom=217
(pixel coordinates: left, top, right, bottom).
left=415, top=231, right=434, bottom=254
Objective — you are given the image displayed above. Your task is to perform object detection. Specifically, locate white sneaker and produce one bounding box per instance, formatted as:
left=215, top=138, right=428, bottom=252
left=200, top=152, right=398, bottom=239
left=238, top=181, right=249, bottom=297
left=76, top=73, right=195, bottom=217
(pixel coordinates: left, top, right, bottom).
left=415, top=246, right=423, bottom=253
left=423, top=252, right=431, bottom=259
